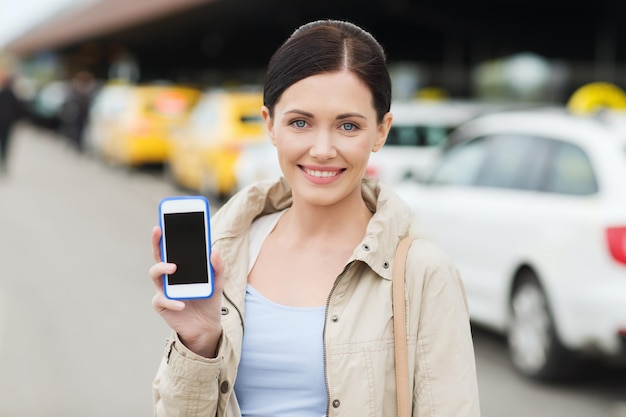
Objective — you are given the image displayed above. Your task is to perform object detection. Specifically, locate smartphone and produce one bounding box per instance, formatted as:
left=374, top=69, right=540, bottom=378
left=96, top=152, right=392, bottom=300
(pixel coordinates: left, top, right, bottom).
left=158, top=196, right=214, bottom=300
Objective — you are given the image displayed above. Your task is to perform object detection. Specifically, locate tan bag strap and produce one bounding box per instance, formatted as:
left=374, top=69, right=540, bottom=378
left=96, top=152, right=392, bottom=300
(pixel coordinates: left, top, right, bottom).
left=393, top=236, right=414, bottom=417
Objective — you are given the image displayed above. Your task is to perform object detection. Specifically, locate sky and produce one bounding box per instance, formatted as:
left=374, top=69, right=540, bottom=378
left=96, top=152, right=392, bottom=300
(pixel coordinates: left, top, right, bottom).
left=0, top=0, right=88, bottom=49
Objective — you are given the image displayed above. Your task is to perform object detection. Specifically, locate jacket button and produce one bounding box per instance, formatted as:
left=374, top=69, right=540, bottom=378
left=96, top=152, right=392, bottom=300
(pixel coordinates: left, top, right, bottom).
left=362, top=244, right=370, bottom=251
left=220, top=381, right=229, bottom=394
left=331, top=315, right=339, bottom=322
left=383, top=261, right=389, bottom=269
left=332, top=399, right=340, bottom=408
left=221, top=307, right=229, bottom=315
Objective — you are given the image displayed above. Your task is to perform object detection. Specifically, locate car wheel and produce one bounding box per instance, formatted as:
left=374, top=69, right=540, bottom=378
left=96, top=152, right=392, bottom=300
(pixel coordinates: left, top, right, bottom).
left=507, top=271, right=576, bottom=380
left=162, top=162, right=178, bottom=187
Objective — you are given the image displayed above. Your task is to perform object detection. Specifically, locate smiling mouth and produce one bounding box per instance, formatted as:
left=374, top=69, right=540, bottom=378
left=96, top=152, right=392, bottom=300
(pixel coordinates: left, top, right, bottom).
left=301, top=167, right=344, bottom=178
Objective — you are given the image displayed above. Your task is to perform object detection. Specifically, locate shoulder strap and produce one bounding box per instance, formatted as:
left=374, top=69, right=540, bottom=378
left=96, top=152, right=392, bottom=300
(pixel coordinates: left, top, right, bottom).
left=393, top=236, right=414, bottom=417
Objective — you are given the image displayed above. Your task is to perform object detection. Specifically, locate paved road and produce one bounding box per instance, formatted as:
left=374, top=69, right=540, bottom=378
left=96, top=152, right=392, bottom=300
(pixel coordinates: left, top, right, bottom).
left=0, top=124, right=624, bottom=417
left=0, top=124, right=181, bottom=417
left=473, top=326, right=626, bottom=417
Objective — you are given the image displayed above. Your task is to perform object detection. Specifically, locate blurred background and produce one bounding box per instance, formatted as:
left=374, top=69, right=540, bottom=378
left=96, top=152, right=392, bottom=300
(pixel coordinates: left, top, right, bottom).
left=0, top=0, right=625, bottom=416
left=4, top=0, right=626, bottom=102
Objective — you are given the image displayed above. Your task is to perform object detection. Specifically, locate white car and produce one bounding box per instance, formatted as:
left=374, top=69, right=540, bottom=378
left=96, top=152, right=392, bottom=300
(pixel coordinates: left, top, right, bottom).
left=83, top=83, right=133, bottom=158
left=233, top=140, right=283, bottom=192
left=367, top=100, right=501, bottom=185
left=393, top=108, right=626, bottom=380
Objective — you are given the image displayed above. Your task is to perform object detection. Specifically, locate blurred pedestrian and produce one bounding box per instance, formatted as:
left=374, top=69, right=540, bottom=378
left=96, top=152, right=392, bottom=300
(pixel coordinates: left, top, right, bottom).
left=0, top=68, right=24, bottom=174
left=149, top=19, right=481, bottom=417
left=61, top=70, right=98, bottom=153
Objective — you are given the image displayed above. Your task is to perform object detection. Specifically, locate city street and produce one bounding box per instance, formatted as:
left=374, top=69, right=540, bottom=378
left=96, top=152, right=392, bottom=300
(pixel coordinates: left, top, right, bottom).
left=0, top=124, right=624, bottom=417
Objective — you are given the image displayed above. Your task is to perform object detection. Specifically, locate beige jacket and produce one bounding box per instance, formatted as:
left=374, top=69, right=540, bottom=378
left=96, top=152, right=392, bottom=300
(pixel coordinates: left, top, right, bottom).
left=153, top=178, right=481, bottom=417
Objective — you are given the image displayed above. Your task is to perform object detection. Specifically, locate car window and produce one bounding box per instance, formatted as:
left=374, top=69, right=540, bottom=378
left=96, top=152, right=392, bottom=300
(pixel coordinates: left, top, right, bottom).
left=240, top=114, right=263, bottom=124
left=428, top=136, right=490, bottom=185
left=99, top=88, right=131, bottom=118
left=475, top=135, right=546, bottom=190
left=543, top=141, right=598, bottom=195
left=385, top=125, right=451, bottom=147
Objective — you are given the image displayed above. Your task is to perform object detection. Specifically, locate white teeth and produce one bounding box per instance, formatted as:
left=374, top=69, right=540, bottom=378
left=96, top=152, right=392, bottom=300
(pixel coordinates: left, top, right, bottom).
left=304, top=168, right=338, bottom=178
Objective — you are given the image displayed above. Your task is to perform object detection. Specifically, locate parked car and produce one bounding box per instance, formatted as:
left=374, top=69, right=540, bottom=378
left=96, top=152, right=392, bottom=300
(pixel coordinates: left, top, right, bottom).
left=233, top=140, right=282, bottom=191
left=83, top=82, right=132, bottom=157
left=90, top=83, right=201, bottom=166
left=167, top=88, right=266, bottom=199
left=27, top=80, right=70, bottom=131
left=366, top=100, right=501, bottom=184
left=393, top=108, right=626, bottom=380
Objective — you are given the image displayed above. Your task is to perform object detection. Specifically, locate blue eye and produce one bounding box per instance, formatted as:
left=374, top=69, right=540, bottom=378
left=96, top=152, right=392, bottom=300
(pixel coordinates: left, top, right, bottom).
left=342, top=122, right=356, bottom=131
left=293, top=120, right=306, bottom=128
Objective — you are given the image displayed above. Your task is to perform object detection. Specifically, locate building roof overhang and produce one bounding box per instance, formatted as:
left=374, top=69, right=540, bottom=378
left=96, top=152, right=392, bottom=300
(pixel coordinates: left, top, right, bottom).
left=5, top=0, right=209, bottom=56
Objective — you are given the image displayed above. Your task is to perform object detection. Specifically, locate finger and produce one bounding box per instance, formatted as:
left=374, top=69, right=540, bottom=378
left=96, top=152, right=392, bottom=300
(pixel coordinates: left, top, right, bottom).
left=151, top=226, right=162, bottom=262
left=210, top=250, right=225, bottom=293
left=152, top=291, right=186, bottom=313
left=149, top=262, right=177, bottom=290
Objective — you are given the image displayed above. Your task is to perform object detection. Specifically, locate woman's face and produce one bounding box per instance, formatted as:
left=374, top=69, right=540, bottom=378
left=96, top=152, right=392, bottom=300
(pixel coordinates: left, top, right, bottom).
left=262, top=71, right=392, bottom=207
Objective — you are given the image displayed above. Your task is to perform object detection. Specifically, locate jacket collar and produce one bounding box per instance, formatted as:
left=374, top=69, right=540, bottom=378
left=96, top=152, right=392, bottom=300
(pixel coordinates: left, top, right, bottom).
left=212, top=177, right=414, bottom=310
left=356, top=179, right=413, bottom=280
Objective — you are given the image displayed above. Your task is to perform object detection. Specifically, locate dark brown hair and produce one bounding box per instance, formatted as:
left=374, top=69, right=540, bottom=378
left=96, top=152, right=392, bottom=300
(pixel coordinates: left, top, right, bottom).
left=263, top=20, right=391, bottom=123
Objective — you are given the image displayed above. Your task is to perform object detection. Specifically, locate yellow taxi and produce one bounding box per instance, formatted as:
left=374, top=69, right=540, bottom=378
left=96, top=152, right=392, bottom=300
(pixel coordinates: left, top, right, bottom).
left=97, top=83, right=201, bottom=166
left=167, top=88, right=266, bottom=198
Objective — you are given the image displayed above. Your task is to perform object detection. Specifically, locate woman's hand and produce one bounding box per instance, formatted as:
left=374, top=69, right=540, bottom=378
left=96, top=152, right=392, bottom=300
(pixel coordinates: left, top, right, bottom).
left=149, top=226, right=224, bottom=358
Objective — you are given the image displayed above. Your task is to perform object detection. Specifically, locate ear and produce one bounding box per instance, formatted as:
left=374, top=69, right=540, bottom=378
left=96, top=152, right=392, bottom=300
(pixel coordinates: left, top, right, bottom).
left=261, top=106, right=277, bottom=146
left=372, top=111, right=393, bottom=152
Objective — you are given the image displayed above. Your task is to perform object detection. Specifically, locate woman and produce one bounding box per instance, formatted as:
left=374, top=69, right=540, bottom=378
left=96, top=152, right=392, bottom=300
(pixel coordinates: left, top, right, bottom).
left=150, top=19, right=481, bottom=417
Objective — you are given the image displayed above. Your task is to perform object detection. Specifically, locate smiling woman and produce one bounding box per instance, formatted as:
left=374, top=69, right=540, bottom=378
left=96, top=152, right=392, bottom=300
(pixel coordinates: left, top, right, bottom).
left=149, top=19, right=481, bottom=417
left=261, top=71, right=390, bottom=206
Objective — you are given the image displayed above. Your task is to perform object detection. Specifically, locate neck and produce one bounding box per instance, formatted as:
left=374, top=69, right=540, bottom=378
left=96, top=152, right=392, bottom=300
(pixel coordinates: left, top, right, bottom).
left=279, top=190, right=373, bottom=245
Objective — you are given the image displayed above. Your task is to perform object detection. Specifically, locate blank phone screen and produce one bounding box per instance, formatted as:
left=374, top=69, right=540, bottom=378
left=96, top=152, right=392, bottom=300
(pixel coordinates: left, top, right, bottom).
left=163, top=212, right=209, bottom=285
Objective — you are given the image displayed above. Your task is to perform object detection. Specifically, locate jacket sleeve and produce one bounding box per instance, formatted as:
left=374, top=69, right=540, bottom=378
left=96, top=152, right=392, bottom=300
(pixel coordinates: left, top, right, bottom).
left=153, top=332, right=223, bottom=417
left=407, top=240, right=481, bottom=417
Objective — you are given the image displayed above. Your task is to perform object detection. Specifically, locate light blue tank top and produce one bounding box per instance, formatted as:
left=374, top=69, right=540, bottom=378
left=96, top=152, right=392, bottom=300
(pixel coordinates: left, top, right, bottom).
left=234, top=211, right=327, bottom=417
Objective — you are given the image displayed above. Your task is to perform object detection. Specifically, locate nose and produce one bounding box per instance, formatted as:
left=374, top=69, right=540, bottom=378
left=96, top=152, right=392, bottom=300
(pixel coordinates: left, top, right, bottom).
left=309, top=130, right=337, bottom=160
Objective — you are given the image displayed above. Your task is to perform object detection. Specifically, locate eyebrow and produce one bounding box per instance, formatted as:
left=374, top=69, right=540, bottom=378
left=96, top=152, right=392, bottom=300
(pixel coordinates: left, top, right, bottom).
left=284, top=109, right=367, bottom=120
left=337, top=112, right=367, bottom=120
left=284, top=109, right=314, bottom=118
